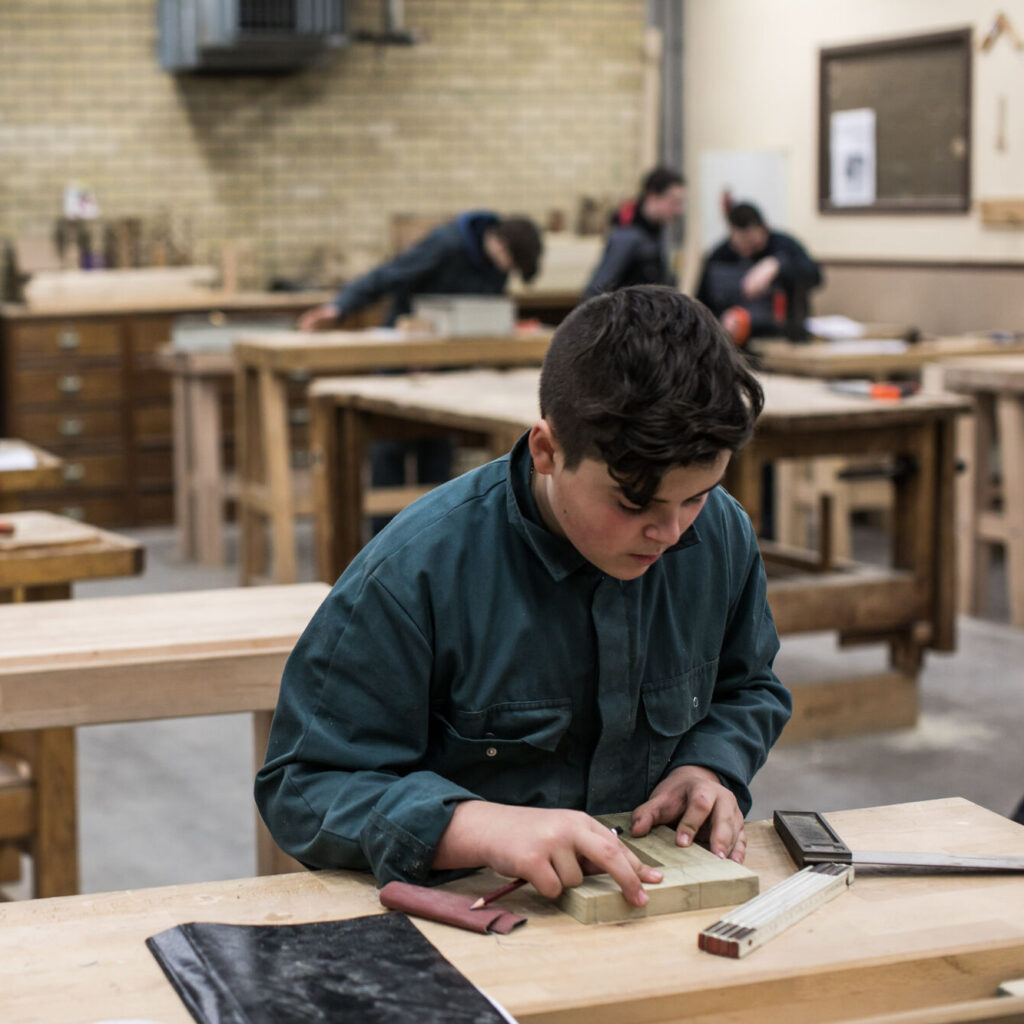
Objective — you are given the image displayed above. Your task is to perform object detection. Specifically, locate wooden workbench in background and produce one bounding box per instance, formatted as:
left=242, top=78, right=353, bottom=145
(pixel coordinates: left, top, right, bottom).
left=234, top=327, right=552, bottom=585
left=307, top=368, right=969, bottom=743
left=1, top=799, right=1022, bottom=1023
left=0, top=291, right=330, bottom=527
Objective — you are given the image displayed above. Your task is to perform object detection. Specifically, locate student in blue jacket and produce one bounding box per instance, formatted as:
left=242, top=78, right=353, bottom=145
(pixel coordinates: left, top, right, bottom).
left=256, top=285, right=791, bottom=909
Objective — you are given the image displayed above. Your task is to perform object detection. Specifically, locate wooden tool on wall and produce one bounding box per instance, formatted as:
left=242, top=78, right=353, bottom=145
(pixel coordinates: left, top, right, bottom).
left=557, top=812, right=759, bottom=925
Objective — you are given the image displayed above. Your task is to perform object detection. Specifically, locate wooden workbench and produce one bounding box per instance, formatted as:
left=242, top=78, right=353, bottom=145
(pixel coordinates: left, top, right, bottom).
left=307, top=368, right=969, bottom=742
left=234, top=327, right=552, bottom=585
left=0, top=510, right=145, bottom=897
left=0, top=582, right=330, bottom=897
left=752, top=334, right=1024, bottom=380
left=0, top=440, right=62, bottom=511
left=1, top=798, right=1022, bottom=1023
left=930, top=354, right=1024, bottom=627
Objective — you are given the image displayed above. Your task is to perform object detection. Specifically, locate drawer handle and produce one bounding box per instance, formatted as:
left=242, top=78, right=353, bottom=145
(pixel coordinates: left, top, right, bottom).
left=62, top=461, right=86, bottom=483
left=58, top=329, right=81, bottom=351
left=288, top=370, right=312, bottom=384
left=59, top=417, right=84, bottom=437
left=289, top=407, right=310, bottom=427
left=61, top=505, right=85, bottom=521
left=58, top=375, right=83, bottom=395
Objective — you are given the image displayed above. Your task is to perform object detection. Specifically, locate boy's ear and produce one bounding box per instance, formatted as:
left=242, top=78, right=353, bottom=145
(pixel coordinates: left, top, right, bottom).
left=528, top=419, right=559, bottom=475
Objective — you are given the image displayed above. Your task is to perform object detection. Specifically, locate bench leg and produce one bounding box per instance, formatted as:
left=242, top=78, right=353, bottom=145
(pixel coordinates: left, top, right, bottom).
left=252, top=711, right=304, bottom=876
left=997, top=395, right=1024, bottom=627
left=2, top=728, right=79, bottom=898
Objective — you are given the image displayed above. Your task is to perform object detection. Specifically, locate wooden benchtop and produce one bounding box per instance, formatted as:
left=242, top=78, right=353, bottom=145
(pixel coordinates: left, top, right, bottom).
left=309, top=367, right=970, bottom=431
left=233, top=326, right=553, bottom=372
left=0, top=291, right=330, bottom=319
left=939, top=352, right=1024, bottom=391
left=0, top=583, right=329, bottom=729
left=753, top=335, right=1024, bottom=378
left=0, top=441, right=63, bottom=494
left=1, top=798, right=1022, bottom=1023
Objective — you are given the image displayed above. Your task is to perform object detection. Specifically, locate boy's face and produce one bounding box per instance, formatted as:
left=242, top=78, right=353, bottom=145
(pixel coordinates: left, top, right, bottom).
left=529, top=423, right=731, bottom=581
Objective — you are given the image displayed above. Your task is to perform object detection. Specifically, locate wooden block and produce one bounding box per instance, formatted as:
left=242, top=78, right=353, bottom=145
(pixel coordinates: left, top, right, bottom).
left=557, top=813, right=759, bottom=924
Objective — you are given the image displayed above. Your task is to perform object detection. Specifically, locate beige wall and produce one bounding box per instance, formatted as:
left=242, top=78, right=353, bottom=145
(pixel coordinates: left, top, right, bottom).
left=683, top=0, right=1024, bottom=286
left=0, top=0, right=648, bottom=286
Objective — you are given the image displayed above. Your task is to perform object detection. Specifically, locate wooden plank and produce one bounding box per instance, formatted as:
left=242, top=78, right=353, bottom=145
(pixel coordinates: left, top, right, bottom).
left=556, top=813, right=758, bottom=924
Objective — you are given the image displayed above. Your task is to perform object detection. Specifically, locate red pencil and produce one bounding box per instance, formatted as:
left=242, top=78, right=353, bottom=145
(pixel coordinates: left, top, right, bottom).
left=469, top=877, right=527, bottom=910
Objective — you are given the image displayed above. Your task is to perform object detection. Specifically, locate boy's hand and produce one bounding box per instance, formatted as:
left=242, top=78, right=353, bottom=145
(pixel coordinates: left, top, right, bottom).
left=434, top=801, right=663, bottom=906
left=629, top=765, right=747, bottom=863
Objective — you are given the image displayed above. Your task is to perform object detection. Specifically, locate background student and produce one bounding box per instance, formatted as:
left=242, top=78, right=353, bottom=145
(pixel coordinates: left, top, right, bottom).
left=582, top=166, right=685, bottom=299
left=296, top=211, right=543, bottom=522
left=256, top=285, right=791, bottom=906
left=297, top=210, right=543, bottom=330
left=695, top=201, right=822, bottom=343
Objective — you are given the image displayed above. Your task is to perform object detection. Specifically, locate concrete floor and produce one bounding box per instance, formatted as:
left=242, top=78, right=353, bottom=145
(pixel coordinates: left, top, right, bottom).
left=7, top=521, right=1024, bottom=897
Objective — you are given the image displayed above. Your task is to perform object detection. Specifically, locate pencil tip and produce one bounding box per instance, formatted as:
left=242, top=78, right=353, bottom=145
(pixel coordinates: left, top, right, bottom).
left=469, top=897, right=485, bottom=910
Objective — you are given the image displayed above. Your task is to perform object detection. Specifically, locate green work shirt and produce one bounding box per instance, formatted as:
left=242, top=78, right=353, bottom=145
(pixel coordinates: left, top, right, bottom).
left=255, top=434, right=791, bottom=886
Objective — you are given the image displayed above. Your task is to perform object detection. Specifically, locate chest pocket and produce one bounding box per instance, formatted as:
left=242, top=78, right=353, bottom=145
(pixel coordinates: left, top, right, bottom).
left=641, top=660, right=718, bottom=792
left=429, top=700, right=572, bottom=806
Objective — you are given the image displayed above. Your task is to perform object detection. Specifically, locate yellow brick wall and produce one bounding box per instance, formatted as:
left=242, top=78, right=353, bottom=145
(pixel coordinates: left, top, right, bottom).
left=0, top=0, right=648, bottom=286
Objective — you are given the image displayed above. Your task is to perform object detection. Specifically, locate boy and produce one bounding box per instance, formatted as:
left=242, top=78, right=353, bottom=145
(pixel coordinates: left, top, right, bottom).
left=582, top=166, right=685, bottom=300
left=256, top=286, right=791, bottom=909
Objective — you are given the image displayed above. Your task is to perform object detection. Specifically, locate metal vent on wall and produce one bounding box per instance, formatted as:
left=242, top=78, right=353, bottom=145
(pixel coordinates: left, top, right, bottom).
left=159, top=0, right=348, bottom=73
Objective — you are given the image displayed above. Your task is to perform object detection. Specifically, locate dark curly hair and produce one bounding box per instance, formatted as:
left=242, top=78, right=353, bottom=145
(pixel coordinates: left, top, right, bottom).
left=539, top=285, right=763, bottom=507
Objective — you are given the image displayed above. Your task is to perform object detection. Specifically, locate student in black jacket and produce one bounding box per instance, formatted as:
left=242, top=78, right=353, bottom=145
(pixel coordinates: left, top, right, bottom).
left=582, top=167, right=685, bottom=300
left=297, top=211, right=542, bottom=330
left=297, top=212, right=543, bottom=528
left=695, top=202, right=822, bottom=343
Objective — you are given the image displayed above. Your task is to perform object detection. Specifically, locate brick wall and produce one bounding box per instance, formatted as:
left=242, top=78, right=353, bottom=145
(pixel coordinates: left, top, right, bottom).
left=0, top=0, right=647, bottom=286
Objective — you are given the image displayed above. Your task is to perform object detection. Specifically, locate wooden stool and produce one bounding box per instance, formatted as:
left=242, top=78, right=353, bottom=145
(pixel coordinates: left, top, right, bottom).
left=932, top=356, right=1024, bottom=626
left=234, top=328, right=551, bottom=585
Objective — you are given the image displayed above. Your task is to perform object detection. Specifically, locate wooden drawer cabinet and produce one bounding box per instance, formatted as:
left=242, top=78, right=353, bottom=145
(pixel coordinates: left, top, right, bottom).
left=11, top=408, right=124, bottom=448
left=16, top=366, right=125, bottom=405
left=132, top=404, right=173, bottom=442
left=1, top=297, right=327, bottom=526
left=8, top=319, right=121, bottom=361
left=58, top=452, right=126, bottom=490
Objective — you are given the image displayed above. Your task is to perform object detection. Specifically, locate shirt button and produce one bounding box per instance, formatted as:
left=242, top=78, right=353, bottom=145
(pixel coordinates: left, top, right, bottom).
left=692, top=697, right=700, bottom=709
left=485, top=746, right=498, bottom=758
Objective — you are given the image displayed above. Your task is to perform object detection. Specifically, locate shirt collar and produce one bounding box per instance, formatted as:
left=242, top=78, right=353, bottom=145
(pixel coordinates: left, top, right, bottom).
left=504, top=432, right=702, bottom=583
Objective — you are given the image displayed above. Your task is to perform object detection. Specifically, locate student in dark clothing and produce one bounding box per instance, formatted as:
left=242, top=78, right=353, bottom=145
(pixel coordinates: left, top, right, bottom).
left=297, top=211, right=543, bottom=331
left=296, top=212, right=543, bottom=522
left=695, top=202, right=822, bottom=343
left=582, top=167, right=685, bottom=300
left=256, top=286, right=791, bottom=907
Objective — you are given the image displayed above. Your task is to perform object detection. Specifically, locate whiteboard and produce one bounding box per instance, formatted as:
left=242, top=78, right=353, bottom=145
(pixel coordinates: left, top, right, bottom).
left=698, top=150, right=789, bottom=252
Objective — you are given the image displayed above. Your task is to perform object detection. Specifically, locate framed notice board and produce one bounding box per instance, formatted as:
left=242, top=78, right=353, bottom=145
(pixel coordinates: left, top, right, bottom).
left=818, top=28, right=972, bottom=214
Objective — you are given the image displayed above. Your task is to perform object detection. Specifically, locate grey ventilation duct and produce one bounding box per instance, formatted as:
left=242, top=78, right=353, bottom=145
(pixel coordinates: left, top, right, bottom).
left=159, top=0, right=349, bottom=73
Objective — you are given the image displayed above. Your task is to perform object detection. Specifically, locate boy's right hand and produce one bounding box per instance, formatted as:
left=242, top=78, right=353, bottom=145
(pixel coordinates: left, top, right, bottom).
left=433, top=801, right=662, bottom=907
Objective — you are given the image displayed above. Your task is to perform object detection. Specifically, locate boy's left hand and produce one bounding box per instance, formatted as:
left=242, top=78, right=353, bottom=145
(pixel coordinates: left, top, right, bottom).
left=628, top=765, right=746, bottom=863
